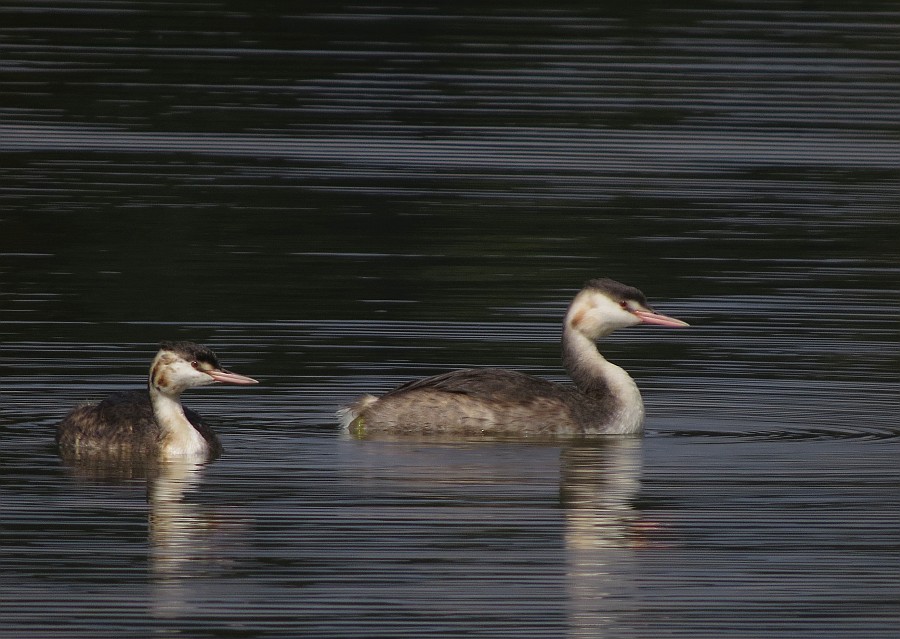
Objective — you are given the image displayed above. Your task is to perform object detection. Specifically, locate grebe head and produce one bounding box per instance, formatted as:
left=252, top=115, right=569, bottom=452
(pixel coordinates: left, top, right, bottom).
left=149, top=341, right=258, bottom=396
left=566, top=278, right=689, bottom=340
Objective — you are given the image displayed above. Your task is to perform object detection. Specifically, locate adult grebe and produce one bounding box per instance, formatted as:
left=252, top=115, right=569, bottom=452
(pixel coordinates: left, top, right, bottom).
left=57, top=341, right=258, bottom=460
left=339, top=278, right=688, bottom=437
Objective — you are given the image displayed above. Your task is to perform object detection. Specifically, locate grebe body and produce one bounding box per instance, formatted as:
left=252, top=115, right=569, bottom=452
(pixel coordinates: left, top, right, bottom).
left=57, top=341, right=258, bottom=461
left=339, top=278, right=687, bottom=437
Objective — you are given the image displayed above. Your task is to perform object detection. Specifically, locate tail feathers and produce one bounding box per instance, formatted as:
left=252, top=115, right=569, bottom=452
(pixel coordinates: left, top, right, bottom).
left=337, top=395, right=378, bottom=431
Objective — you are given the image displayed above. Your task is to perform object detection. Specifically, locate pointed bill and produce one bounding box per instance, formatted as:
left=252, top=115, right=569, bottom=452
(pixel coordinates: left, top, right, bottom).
left=633, top=309, right=690, bottom=328
left=207, top=369, right=259, bottom=385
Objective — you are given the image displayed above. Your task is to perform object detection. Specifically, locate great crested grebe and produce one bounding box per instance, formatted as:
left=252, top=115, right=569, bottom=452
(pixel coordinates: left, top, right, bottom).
left=57, top=341, right=258, bottom=460
left=339, top=278, right=688, bottom=437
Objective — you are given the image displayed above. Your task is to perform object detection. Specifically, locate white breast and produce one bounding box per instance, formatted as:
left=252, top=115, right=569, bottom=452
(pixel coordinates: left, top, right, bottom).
left=151, top=391, right=210, bottom=459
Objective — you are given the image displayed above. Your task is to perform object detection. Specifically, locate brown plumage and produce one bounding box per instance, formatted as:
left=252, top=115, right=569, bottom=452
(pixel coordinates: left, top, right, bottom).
left=58, top=389, right=222, bottom=459
left=339, top=278, right=688, bottom=437
left=57, top=341, right=257, bottom=461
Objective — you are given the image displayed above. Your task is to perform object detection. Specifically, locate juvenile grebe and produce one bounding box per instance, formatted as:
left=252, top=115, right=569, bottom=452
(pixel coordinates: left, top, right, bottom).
left=339, top=278, right=688, bottom=437
left=57, top=341, right=258, bottom=460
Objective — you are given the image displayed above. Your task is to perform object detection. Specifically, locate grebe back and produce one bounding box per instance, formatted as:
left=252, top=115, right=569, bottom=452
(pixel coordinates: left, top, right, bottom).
left=57, top=341, right=258, bottom=461
left=339, top=278, right=688, bottom=437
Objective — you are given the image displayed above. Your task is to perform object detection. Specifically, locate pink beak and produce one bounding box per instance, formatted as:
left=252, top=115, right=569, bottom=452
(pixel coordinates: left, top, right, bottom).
left=633, top=309, right=690, bottom=328
left=207, top=369, right=259, bottom=385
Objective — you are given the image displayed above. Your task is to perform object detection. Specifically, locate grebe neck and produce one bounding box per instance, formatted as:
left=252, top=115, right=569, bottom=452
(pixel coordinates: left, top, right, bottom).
left=148, top=384, right=209, bottom=458
left=561, top=328, right=644, bottom=435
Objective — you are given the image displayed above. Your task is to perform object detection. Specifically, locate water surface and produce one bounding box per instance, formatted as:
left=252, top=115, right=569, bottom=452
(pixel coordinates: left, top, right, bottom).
left=2, top=2, right=900, bottom=638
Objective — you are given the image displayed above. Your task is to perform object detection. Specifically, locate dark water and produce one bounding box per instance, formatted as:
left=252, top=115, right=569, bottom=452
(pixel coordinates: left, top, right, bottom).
left=2, top=2, right=900, bottom=637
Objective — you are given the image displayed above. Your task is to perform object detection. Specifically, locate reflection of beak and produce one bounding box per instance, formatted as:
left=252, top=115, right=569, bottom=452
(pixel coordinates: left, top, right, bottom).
left=633, top=309, right=690, bottom=328
left=207, top=369, right=259, bottom=385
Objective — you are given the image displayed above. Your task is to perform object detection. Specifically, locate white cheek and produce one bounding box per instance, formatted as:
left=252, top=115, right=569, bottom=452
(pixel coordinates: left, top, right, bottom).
left=591, top=305, right=639, bottom=333
left=190, top=369, right=215, bottom=385
left=621, top=309, right=643, bottom=326
left=168, top=361, right=213, bottom=388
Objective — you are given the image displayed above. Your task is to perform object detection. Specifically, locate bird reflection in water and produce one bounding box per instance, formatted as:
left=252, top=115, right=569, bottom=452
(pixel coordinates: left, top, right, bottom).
left=147, top=458, right=227, bottom=620
left=341, top=430, right=656, bottom=635
left=561, top=439, right=650, bottom=636
left=58, top=453, right=249, bottom=622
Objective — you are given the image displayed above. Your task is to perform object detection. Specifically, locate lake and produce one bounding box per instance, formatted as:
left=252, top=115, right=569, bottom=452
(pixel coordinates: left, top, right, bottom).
left=2, top=2, right=900, bottom=638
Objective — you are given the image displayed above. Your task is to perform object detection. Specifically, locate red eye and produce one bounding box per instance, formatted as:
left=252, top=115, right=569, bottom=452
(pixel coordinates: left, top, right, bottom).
left=619, top=300, right=629, bottom=310
left=191, top=361, right=199, bottom=369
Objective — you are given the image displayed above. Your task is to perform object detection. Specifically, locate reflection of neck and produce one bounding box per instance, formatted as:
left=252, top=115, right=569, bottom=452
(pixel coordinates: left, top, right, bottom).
left=149, top=385, right=207, bottom=457
left=561, top=327, right=644, bottom=435
left=562, top=440, right=642, bottom=632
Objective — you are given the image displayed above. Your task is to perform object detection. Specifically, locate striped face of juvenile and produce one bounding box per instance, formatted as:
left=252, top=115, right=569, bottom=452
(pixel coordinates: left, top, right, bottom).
left=149, top=342, right=259, bottom=395
left=149, top=349, right=219, bottom=395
